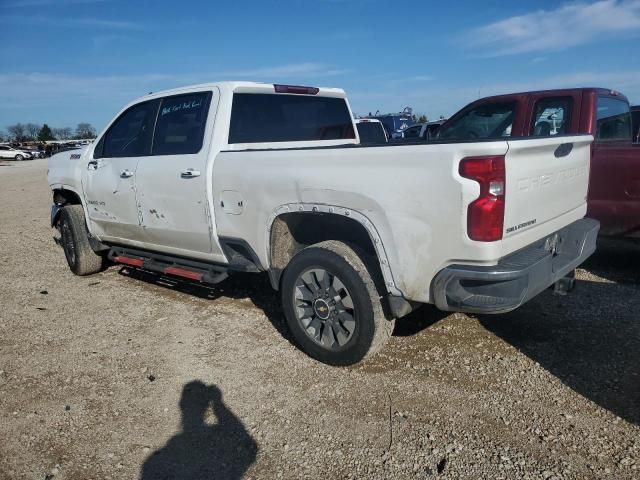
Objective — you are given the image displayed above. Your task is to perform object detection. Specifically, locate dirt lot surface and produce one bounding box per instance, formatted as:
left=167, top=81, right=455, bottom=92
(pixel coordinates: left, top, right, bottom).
left=0, top=159, right=638, bottom=480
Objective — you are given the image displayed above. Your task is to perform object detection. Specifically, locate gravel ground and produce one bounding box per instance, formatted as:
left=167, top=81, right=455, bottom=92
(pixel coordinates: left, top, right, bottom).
left=0, top=159, right=638, bottom=480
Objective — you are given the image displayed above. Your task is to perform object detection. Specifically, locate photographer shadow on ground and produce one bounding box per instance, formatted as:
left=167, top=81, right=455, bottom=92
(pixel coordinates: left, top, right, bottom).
left=140, top=381, right=257, bottom=480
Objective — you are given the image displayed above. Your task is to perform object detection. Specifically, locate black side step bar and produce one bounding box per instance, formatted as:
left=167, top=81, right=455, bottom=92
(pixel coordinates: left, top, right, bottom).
left=108, top=246, right=229, bottom=285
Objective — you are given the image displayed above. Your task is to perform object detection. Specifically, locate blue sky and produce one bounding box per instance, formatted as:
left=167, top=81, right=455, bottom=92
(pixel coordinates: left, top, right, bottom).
left=1, top=0, right=639, bottom=132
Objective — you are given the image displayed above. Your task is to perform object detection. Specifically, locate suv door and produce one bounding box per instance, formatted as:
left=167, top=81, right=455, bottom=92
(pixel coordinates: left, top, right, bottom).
left=133, top=89, right=223, bottom=260
left=83, top=99, right=160, bottom=242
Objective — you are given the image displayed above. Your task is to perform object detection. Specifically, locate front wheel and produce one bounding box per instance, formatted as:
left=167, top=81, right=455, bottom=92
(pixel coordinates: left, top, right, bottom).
left=281, top=240, right=394, bottom=366
left=15, top=154, right=23, bottom=161
left=58, top=205, right=104, bottom=276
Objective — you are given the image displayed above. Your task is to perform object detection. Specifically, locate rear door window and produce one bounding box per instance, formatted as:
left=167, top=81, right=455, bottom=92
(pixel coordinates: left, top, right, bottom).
left=152, top=92, right=212, bottom=155
left=596, top=97, right=632, bottom=141
left=98, top=100, right=159, bottom=158
left=229, top=93, right=355, bottom=144
left=531, top=97, right=572, bottom=136
left=438, top=102, right=516, bottom=140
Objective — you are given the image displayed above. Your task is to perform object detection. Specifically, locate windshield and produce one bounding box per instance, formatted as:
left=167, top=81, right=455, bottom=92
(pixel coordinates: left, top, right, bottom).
left=439, top=102, right=516, bottom=140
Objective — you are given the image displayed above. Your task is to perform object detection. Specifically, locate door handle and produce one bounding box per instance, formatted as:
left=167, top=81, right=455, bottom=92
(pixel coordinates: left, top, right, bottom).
left=87, top=160, right=98, bottom=170
left=180, top=168, right=201, bottom=178
left=120, top=169, right=134, bottom=178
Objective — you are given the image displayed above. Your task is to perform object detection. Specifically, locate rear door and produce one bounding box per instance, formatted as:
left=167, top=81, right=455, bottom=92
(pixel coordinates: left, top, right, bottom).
left=83, top=99, right=159, bottom=242
left=134, top=89, right=222, bottom=258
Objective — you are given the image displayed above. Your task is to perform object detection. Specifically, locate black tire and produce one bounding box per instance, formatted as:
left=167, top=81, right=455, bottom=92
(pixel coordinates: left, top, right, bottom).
left=59, top=205, right=104, bottom=276
left=15, top=154, right=23, bottom=161
left=281, top=240, right=394, bottom=366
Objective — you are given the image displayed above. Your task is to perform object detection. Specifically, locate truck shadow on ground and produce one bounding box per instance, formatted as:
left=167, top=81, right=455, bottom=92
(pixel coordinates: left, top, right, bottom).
left=478, top=276, right=640, bottom=427
left=117, top=266, right=446, bottom=343
left=581, top=238, right=640, bottom=284
left=118, top=260, right=640, bottom=427
left=118, top=267, right=293, bottom=342
left=140, top=381, right=257, bottom=480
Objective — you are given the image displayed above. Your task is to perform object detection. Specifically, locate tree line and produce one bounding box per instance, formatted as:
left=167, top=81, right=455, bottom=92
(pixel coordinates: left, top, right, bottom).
left=0, top=123, right=97, bottom=143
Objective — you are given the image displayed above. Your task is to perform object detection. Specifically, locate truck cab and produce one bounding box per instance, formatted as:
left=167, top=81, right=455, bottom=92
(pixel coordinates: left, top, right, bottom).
left=438, top=88, right=640, bottom=238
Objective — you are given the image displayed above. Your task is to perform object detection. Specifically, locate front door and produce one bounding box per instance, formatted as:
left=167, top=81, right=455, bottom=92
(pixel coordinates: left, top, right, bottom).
left=134, top=89, right=222, bottom=259
left=82, top=99, right=159, bottom=243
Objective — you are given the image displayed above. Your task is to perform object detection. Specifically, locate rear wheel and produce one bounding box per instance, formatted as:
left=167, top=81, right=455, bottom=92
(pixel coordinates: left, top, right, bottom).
left=281, top=240, right=394, bottom=366
left=59, top=205, right=104, bottom=275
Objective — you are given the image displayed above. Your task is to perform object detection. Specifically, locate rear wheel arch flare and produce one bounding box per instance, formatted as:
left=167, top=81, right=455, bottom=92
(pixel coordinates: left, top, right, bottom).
left=266, top=203, right=400, bottom=295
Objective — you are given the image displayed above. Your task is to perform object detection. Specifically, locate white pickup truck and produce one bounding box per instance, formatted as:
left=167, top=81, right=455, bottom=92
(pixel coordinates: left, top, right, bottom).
left=48, top=81, right=599, bottom=365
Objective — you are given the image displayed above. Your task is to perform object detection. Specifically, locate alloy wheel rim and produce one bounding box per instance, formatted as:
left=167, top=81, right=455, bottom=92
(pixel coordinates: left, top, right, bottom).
left=293, top=268, right=356, bottom=350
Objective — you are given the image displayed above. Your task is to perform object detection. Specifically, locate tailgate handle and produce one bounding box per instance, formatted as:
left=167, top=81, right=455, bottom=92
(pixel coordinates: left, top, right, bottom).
left=554, top=143, right=573, bottom=158
left=181, top=168, right=201, bottom=178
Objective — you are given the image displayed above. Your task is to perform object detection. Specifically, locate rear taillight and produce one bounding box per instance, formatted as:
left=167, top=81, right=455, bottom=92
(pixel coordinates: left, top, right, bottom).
left=274, top=84, right=320, bottom=95
left=459, top=155, right=505, bottom=242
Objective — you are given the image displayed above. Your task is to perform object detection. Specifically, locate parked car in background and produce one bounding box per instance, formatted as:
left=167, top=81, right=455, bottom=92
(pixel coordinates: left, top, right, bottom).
left=438, top=88, right=640, bottom=239
left=48, top=81, right=596, bottom=366
left=25, top=146, right=46, bottom=158
left=355, top=118, right=388, bottom=143
left=370, top=110, right=414, bottom=139
left=0, top=145, right=34, bottom=161
left=632, top=105, right=639, bottom=143
left=402, top=120, right=446, bottom=140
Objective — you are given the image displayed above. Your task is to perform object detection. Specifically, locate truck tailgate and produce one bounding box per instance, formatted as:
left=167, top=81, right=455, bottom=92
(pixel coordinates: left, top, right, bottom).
left=502, top=135, right=592, bottom=245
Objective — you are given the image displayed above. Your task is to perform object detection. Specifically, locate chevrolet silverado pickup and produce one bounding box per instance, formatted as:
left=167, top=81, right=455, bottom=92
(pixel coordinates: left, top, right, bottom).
left=48, top=81, right=598, bottom=365
left=438, top=88, right=640, bottom=238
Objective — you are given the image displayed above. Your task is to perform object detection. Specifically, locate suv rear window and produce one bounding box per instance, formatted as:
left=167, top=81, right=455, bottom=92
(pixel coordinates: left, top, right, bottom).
left=596, top=96, right=632, bottom=141
left=438, top=102, right=516, bottom=140
left=356, top=122, right=387, bottom=144
left=228, top=93, right=355, bottom=144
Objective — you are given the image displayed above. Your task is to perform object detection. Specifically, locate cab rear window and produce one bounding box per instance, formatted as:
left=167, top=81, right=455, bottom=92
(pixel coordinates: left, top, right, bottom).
left=228, top=93, right=355, bottom=144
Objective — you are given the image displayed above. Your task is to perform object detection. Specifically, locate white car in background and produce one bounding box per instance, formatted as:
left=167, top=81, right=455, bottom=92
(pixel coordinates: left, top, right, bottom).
left=0, top=145, right=34, bottom=161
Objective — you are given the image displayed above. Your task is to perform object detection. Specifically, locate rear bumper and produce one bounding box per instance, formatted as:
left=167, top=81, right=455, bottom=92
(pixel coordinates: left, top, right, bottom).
left=431, top=218, right=599, bottom=314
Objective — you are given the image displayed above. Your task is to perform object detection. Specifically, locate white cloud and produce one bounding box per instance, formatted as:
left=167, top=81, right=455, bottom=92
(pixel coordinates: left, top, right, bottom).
left=0, top=14, right=142, bottom=30
left=0, top=63, right=352, bottom=125
left=1, top=0, right=105, bottom=7
left=462, top=0, right=640, bottom=56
